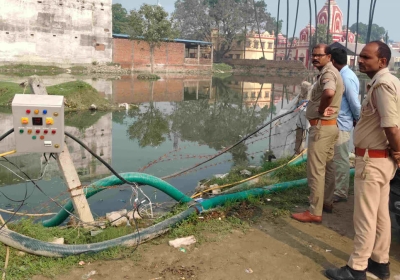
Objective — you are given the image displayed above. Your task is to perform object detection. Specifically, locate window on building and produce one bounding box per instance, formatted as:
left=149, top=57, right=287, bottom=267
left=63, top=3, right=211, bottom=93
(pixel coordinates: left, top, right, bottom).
left=268, top=42, right=273, bottom=49
left=299, top=57, right=304, bottom=62
left=251, top=92, right=256, bottom=98
left=261, top=42, right=265, bottom=49
left=237, top=41, right=241, bottom=47
left=254, top=41, right=259, bottom=49
left=229, top=54, right=234, bottom=59
left=246, top=41, right=251, bottom=48
left=236, top=54, right=240, bottom=59
left=244, top=92, right=248, bottom=98
left=265, top=91, right=270, bottom=98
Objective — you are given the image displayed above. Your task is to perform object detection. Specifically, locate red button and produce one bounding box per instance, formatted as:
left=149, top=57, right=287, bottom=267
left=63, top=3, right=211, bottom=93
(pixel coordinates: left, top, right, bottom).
left=52, top=130, right=56, bottom=134
left=26, top=109, right=31, bottom=114
left=40, top=136, right=45, bottom=140
left=44, top=130, right=48, bottom=134
left=36, top=130, right=40, bottom=134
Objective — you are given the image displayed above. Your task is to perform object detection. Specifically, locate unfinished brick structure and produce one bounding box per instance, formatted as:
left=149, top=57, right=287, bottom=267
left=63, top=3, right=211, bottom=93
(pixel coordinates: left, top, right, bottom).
left=112, top=35, right=213, bottom=72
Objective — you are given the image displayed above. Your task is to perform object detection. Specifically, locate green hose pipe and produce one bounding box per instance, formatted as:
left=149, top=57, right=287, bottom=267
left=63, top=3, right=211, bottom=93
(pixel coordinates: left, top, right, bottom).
left=201, top=168, right=355, bottom=210
left=43, top=172, right=192, bottom=227
left=199, top=178, right=308, bottom=211
left=0, top=208, right=196, bottom=257
left=222, top=154, right=308, bottom=194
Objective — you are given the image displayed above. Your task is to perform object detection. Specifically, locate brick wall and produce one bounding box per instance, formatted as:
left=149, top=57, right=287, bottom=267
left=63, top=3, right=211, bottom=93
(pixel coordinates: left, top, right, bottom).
left=112, top=75, right=186, bottom=104
left=113, top=38, right=212, bottom=71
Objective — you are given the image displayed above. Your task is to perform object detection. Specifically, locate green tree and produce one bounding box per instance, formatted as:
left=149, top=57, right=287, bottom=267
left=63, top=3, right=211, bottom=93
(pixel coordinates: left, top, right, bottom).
left=112, top=3, right=129, bottom=34
left=173, top=0, right=278, bottom=61
left=127, top=4, right=178, bottom=73
left=311, top=24, right=333, bottom=45
left=349, top=22, right=387, bottom=43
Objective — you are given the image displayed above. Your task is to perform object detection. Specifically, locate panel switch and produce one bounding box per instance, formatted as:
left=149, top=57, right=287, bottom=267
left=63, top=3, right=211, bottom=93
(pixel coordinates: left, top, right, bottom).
left=21, top=117, right=29, bottom=124
left=45, top=117, right=54, bottom=125
left=44, top=141, right=52, bottom=147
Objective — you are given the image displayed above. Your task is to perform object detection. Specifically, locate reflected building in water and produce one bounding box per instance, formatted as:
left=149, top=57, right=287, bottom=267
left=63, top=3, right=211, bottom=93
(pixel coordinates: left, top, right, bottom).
left=113, top=75, right=213, bottom=103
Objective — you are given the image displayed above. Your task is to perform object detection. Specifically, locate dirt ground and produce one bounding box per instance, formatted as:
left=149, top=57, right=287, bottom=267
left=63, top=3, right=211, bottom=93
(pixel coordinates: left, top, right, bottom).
left=33, top=196, right=400, bottom=280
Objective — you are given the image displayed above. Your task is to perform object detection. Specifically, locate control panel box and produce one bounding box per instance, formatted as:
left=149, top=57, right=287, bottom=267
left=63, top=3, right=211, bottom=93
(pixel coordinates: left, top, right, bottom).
left=12, top=94, right=64, bottom=153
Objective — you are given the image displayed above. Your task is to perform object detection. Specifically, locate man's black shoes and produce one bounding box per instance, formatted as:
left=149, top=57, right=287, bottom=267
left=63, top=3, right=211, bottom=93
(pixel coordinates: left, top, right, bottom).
left=325, top=265, right=366, bottom=280
left=367, top=258, right=390, bottom=280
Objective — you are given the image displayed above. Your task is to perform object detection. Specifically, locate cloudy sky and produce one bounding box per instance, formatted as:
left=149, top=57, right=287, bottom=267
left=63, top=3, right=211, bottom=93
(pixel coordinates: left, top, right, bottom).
left=113, top=0, right=400, bottom=42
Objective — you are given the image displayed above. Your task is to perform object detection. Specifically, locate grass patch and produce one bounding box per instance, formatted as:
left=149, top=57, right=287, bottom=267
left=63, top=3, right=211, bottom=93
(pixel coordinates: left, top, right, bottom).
left=1, top=218, right=146, bottom=279
left=0, top=82, right=31, bottom=106
left=137, top=73, right=160, bottom=80
left=0, top=81, right=112, bottom=111
left=0, top=64, right=65, bottom=76
left=213, top=63, right=233, bottom=73
left=47, top=81, right=112, bottom=111
left=70, top=66, right=87, bottom=72
left=169, top=211, right=248, bottom=244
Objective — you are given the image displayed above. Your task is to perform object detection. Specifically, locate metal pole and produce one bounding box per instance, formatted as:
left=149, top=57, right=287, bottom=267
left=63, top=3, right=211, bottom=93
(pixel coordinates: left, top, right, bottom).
left=285, top=0, right=289, bottom=59
left=327, top=0, right=331, bottom=43
left=345, top=0, right=350, bottom=50
left=274, top=0, right=281, bottom=61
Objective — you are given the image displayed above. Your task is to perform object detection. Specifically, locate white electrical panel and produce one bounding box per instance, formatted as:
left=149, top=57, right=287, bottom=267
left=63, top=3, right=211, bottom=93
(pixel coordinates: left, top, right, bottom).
left=11, top=94, right=65, bottom=153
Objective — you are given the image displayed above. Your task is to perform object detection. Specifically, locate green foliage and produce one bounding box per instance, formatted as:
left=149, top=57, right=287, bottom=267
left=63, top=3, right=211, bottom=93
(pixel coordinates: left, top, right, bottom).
left=173, top=0, right=278, bottom=61
left=112, top=3, right=130, bottom=34
left=271, top=162, right=307, bottom=182
left=127, top=4, right=178, bottom=73
left=349, top=22, right=388, bottom=43
left=311, top=24, right=333, bottom=45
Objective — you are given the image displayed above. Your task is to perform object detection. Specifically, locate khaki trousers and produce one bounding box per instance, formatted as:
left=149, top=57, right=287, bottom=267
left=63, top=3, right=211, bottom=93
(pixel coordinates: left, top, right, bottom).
left=307, top=124, right=339, bottom=216
left=325, top=130, right=351, bottom=201
left=348, top=155, right=396, bottom=270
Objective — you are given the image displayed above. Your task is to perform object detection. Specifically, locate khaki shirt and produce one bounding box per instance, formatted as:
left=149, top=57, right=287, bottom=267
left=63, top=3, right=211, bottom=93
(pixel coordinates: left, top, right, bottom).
left=354, top=68, right=400, bottom=150
left=306, top=62, right=344, bottom=120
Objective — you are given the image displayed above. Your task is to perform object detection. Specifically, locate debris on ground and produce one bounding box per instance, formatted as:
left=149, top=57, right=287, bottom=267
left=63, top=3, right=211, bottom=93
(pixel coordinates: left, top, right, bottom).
left=168, top=236, right=197, bottom=248
left=240, top=169, right=252, bottom=176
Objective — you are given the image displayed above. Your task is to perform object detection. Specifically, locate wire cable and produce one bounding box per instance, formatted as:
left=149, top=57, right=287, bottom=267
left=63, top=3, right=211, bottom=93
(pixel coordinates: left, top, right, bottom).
left=0, top=129, right=14, bottom=142
left=161, top=101, right=307, bottom=180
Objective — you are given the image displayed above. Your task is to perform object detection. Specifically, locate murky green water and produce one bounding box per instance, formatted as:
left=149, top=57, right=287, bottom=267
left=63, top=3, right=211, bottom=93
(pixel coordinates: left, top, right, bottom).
left=0, top=74, right=368, bottom=219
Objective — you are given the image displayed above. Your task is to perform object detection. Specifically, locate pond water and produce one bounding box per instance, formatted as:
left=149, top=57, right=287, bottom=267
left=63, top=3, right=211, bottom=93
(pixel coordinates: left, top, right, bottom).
left=0, top=73, right=368, bottom=219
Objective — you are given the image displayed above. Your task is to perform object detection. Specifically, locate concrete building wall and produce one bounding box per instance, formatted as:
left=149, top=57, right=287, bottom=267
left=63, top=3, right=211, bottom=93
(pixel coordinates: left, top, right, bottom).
left=0, top=0, right=112, bottom=66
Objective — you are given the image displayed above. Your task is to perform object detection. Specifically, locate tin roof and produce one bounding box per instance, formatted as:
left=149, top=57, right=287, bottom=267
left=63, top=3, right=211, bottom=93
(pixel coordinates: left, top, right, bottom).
left=112, top=34, right=212, bottom=46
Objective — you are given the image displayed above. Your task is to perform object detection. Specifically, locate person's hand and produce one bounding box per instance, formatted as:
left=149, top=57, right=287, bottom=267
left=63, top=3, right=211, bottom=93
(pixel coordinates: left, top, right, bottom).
left=318, top=107, right=335, bottom=117
left=389, top=149, right=400, bottom=168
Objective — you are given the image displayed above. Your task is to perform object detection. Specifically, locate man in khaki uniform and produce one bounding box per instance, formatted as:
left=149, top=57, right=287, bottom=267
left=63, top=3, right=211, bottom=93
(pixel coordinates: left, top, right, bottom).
left=291, top=44, right=344, bottom=223
left=326, top=41, right=400, bottom=280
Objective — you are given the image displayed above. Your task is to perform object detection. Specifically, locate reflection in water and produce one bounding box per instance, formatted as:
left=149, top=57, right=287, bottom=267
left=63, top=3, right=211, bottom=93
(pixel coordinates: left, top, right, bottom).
left=0, top=74, right=369, bottom=217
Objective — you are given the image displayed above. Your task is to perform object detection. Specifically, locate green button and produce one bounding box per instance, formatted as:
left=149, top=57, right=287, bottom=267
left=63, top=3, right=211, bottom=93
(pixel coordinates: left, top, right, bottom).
left=32, top=136, right=36, bottom=140
left=19, top=129, right=24, bottom=134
